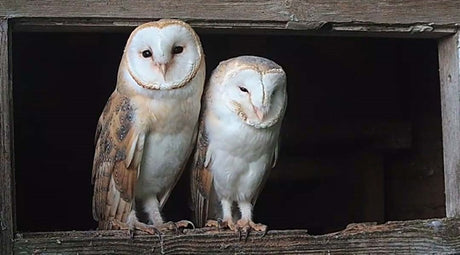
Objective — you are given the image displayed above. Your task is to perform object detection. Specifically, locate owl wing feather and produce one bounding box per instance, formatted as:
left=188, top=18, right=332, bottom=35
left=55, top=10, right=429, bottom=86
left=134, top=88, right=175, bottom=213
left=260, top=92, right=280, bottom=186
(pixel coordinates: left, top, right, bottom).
left=92, top=90, right=144, bottom=230
left=190, top=107, right=215, bottom=227
left=250, top=142, right=279, bottom=206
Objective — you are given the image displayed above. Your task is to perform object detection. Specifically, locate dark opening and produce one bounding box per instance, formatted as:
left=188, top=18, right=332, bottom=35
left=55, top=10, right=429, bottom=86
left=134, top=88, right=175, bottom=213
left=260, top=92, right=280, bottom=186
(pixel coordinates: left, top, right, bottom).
left=13, top=31, right=445, bottom=234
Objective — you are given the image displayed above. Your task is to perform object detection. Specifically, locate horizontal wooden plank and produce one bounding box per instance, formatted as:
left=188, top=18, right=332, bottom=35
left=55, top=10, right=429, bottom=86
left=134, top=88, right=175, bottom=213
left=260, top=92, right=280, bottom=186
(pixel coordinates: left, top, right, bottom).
left=2, top=0, right=460, bottom=27
left=13, top=218, right=460, bottom=254
left=9, top=18, right=457, bottom=38
left=289, top=0, right=460, bottom=25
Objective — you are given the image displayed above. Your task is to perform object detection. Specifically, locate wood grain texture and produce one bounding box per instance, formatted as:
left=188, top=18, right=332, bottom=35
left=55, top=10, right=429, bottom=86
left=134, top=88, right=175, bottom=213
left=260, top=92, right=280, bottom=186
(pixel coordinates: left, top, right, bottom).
left=10, top=18, right=456, bottom=38
left=288, top=0, right=460, bottom=25
left=438, top=32, right=460, bottom=218
left=14, top=218, right=460, bottom=254
left=0, top=17, right=14, bottom=255
left=1, top=0, right=460, bottom=27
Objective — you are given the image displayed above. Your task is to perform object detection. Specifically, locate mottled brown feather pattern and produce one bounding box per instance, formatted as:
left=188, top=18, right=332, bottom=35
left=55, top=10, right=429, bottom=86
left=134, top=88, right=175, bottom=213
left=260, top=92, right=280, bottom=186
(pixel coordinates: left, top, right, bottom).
left=92, top=90, right=143, bottom=230
left=190, top=99, right=215, bottom=227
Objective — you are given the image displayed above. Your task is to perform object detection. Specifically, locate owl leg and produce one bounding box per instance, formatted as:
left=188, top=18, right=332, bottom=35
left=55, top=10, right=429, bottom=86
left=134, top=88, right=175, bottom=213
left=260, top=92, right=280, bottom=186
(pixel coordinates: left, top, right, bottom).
left=144, top=196, right=194, bottom=233
left=205, top=198, right=235, bottom=230
left=236, top=201, right=267, bottom=240
left=221, top=198, right=236, bottom=230
left=144, top=196, right=164, bottom=225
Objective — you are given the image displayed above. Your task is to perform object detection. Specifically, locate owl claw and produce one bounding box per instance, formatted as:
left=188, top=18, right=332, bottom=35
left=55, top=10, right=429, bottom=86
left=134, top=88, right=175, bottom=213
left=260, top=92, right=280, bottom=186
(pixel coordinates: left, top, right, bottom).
left=175, top=220, right=195, bottom=230
left=234, top=219, right=267, bottom=241
left=239, top=227, right=250, bottom=242
left=111, top=219, right=161, bottom=236
left=156, top=220, right=194, bottom=234
left=205, top=219, right=235, bottom=232
left=205, top=219, right=219, bottom=228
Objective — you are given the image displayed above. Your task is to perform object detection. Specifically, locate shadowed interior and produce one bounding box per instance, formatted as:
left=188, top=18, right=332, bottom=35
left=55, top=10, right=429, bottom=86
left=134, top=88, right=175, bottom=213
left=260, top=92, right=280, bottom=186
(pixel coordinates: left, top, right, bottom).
left=13, top=31, right=444, bottom=234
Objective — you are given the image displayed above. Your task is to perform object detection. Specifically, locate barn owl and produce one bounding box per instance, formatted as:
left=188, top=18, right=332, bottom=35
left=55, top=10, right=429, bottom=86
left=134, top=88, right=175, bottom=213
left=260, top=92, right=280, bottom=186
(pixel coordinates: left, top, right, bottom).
left=191, top=56, right=287, bottom=237
left=92, top=19, right=205, bottom=234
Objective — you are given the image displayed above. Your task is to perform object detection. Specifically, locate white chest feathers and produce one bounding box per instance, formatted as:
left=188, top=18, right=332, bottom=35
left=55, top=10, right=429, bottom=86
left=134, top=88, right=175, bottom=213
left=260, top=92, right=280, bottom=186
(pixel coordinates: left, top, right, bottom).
left=134, top=86, right=202, bottom=199
left=207, top=113, right=280, bottom=201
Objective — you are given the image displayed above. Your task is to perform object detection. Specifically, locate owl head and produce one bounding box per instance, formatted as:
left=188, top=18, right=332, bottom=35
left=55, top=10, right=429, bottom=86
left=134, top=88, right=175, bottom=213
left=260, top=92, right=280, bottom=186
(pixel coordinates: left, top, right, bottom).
left=209, top=56, right=287, bottom=128
left=121, top=19, right=204, bottom=90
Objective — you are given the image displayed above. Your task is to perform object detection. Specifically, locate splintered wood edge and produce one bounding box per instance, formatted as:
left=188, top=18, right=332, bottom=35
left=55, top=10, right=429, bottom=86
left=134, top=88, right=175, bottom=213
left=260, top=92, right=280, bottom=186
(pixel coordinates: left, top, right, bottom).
left=13, top=218, right=460, bottom=254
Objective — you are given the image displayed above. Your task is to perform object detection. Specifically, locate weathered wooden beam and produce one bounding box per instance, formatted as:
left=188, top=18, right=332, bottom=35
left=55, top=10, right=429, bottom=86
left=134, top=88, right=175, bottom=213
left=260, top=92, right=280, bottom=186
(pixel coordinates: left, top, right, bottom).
left=439, top=32, right=460, bottom=217
left=0, top=17, right=14, bottom=255
left=289, top=0, right=460, bottom=25
left=13, top=218, right=460, bottom=254
left=9, top=17, right=456, bottom=39
left=1, top=1, right=460, bottom=26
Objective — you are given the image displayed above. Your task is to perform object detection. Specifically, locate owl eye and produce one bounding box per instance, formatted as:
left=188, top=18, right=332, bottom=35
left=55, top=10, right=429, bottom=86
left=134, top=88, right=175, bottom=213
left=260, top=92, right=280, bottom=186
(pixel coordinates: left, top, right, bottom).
left=142, top=50, right=152, bottom=58
left=172, top=46, right=184, bottom=54
left=239, top=86, right=249, bottom=93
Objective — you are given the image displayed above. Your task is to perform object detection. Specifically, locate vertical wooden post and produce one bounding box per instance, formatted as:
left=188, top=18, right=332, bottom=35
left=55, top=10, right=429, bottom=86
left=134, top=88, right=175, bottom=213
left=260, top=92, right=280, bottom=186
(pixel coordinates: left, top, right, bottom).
left=0, top=17, right=14, bottom=255
left=438, top=31, right=460, bottom=217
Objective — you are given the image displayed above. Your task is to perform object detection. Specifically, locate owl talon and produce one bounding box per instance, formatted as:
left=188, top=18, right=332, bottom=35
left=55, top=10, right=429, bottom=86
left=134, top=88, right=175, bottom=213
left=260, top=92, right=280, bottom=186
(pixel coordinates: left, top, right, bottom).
left=238, top=227, right=250, bottom=242
left=234, top=219, right=267, bottom=240
left=204, top=219, right=236, bottom=232
left=111, top=219, right=161, bottom=236
left=235, top=219, right=249, bottom=241
left=205, top=219, right=219, bottom=228
left=259, top=228, right=268, bottom=238
left=175, top=220, right=195, bottom=230
left=155, top=220, right=194, bottom=234
left=249, top=221, right=268, bottom=233
left=156, top=221, right=178, bottom=232
left=111, top=219, right=135, bottom=238
left=216, top=218, right=224, bottom=231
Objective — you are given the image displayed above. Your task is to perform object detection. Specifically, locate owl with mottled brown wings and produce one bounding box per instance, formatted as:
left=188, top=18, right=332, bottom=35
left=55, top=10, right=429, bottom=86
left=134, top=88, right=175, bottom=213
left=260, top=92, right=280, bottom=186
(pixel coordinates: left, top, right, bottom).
left=92, top=19, right=205, bottom=234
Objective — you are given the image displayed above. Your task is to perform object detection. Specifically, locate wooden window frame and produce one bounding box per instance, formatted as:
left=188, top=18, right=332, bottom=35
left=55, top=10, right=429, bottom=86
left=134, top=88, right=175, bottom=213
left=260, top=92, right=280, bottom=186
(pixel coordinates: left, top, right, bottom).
left=1, top=1, right=460, bottom=254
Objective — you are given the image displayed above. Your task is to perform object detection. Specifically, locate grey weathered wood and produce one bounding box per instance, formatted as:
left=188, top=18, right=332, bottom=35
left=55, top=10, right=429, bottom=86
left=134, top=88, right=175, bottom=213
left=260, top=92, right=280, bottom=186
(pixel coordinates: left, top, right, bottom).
left=439, top=32, right=460, bottom=218
left=13, top=218, right=460, bottom=254
left=8, top=17, right=456, bottom=38
left=0, top=1, right=458, bottom=253
left=1, top=1, right=457, bottom=37
left=0, top=17, right=14, bottom=255
left=1, top=0, right=460, bottom=25
left=12, top=17, right=457, bottom=38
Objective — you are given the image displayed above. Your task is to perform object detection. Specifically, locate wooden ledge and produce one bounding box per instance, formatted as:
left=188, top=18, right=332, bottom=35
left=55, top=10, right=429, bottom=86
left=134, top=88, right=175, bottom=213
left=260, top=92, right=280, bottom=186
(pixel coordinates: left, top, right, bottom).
left=8, top=17, right=456, bottom=39
left=14, top=218, right=460, bottom=254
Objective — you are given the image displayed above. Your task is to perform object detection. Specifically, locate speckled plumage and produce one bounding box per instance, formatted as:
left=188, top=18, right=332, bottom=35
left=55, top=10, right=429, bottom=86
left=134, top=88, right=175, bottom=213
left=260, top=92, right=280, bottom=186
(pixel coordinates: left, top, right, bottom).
left=92, top=19, right=205, bottom=231
left=191, top=56, right=287, bottom=233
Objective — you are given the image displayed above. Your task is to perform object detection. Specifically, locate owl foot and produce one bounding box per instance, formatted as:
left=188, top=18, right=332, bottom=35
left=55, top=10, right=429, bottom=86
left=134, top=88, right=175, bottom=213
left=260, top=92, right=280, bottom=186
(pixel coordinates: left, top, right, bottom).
left=235, top=219, right=268, bottom=241
left=112, top=219, right=161, bottom=237
left=156, top=220, right=195, bottom=233
left=205, top=218, right=235, bottom=231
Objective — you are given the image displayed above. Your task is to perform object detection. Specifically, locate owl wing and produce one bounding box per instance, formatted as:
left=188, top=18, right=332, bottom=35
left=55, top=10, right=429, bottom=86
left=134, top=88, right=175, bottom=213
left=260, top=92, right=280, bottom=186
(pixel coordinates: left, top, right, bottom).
left=250, top=141, right=279, bottom=206
left=92, top=90, right=145, bottom=230
left=190, top=111, right=215, bottom=227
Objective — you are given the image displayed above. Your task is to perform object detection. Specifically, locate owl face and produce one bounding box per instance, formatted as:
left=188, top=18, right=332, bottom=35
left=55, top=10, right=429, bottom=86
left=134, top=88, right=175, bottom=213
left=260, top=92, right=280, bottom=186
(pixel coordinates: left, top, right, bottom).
left=217, top=57, right=287, bottom=128
left=125, top=20, right=203, bottom=90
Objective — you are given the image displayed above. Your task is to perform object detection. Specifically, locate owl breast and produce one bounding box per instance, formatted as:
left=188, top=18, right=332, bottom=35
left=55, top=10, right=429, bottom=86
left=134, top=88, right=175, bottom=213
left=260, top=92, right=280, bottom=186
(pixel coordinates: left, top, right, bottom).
left=207, top=114, right=280, bottom=201
left=134, top=72, right=204, bottom=200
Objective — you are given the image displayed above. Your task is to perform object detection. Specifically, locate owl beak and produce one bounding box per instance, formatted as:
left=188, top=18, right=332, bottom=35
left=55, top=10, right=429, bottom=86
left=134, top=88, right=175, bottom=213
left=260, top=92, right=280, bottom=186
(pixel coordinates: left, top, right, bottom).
left=253, top=106, right=264, bottom=120
left=154, top=63, right=168, bottom=80
left=159, top=63, right=167, bottom=79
